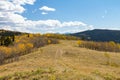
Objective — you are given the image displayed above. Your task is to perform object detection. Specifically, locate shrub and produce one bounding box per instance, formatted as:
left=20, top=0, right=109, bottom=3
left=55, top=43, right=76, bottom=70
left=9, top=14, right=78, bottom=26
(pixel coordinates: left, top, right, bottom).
left=78, top=41, right=120, bottom=52
left=77, top=40, right=82, bottom=46
left=0, top=34, right=59, bottom=65
left=0, top=52, right=6, bottom=64
left=43, top=33, right=80, bottom=40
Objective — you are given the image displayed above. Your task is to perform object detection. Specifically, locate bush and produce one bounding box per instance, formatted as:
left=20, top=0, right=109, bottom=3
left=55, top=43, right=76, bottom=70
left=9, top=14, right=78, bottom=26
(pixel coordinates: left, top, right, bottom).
left=0, top=34, right=59, bottom=65
left=43, top=33, right=80, bottom=40
left=78, top=41, right=120, bottom=52
left=0, top=52, right=6, bottom=64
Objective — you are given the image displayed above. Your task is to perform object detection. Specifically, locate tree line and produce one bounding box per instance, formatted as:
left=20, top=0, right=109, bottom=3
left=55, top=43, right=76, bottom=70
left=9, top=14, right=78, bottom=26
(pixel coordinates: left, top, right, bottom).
left=0, top=34, right=59, bottom=65
left=0, top=35, right=15, bottom=46
left=77, top=40, right=120, bottom=52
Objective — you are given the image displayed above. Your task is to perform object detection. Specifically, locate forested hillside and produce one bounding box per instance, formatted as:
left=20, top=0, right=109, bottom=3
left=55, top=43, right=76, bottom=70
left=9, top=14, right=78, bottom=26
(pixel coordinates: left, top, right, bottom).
left=0, top=29, right=22, bottom=36
left=71, top=29, right=120, bottom=43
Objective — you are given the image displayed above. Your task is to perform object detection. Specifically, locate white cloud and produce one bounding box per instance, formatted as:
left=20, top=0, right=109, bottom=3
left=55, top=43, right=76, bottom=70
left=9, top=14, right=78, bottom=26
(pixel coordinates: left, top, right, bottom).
left=12, top=0, right=36, bottom=5
left=0, top=26, right=13, bottom=31
left=88, top=25, right=94, bottom=30
left=1, top=12, right=26, bottom=23
left=41, top=12, right=48, bottom=15
left=40, top=6, right=56, bottom=12
left=0, top=18, right=91, bottom=33
left=0, top=0, right=25, bottom=13
left=62, top=21, right=87, bottom=27
left=0, top=0, right=93, bottom=33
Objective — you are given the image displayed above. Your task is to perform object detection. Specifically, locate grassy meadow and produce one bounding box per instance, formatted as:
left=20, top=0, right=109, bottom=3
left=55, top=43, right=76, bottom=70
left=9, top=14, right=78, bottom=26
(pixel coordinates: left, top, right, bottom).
left=1, top=0, right=120, bottom=80
left=0, top=40, right=120, bottom=80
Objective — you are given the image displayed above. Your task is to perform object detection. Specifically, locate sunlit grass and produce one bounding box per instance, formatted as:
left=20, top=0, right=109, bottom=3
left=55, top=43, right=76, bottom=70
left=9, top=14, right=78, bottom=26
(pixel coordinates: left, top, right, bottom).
left=0, top=40, right=120, bottom=79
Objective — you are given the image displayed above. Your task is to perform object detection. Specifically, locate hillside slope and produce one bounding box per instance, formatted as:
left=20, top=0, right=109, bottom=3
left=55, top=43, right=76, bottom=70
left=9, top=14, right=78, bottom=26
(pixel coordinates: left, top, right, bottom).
left=0, top=40, right=120, bottom=80
left=0, top=29, right=23, bottom=36
left=71, top=29, right=120, bottom=43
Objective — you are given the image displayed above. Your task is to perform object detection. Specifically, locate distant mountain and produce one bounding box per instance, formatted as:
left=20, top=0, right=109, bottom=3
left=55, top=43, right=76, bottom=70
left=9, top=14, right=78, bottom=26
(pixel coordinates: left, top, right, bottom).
left=71, top=29, right=120, bottom=43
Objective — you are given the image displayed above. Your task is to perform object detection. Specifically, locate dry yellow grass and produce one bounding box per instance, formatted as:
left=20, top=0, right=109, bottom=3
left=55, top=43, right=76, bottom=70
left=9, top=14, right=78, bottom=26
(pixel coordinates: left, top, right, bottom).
left=0, top=40, right=120, bottom=80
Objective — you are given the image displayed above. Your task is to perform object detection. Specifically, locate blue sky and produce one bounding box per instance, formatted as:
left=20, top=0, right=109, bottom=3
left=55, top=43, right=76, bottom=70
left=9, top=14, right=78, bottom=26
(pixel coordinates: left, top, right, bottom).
left=0, top=0, right=120, bottom=33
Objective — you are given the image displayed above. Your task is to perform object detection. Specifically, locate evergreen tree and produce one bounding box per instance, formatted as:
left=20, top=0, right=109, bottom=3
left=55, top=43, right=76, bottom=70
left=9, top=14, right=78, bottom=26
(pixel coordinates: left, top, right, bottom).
left=4, top=37, right=12, bottom=46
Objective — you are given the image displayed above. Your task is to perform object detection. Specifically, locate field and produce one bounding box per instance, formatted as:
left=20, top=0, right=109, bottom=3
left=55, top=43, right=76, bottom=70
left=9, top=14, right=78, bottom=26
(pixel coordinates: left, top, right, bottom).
left=0, top=40, right=120, bottom=80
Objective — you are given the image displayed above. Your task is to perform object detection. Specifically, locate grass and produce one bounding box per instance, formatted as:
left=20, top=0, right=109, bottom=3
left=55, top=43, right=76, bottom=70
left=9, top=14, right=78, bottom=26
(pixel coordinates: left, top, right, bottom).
left=0, top=40, right=120, bottom=80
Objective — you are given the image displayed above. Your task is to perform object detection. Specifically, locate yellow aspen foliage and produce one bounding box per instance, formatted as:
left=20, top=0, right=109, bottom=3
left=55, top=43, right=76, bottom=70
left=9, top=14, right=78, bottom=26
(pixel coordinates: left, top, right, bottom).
left=21, top=39, right=28, bottom=43
left=46, top=34, right=51, bottom=37
left=78, top=40, right=120, bottom=52
left=0, top=47, right=12, bottom=56
left=35, top=33, right=41, bottom=37
left=48, top=40, right=51, bottom=44
left=109, top=41, right=116, bottom=46
left=29, top=34, right=34, bottom=37
left=15, top=39, right=20, bottom=43
left=17, top=43, right=26, bottom=52
left=12, top=47, right=19, bottom=54
left=0, top=47, right=5, bottom=53
left=0, top=33, right=59, bottom=63
left=63, top=36, right=66, bottom=40
left=5, top=48, right=12, bottom=56
left=26, top=43, right=33, bottom=49
left=77, top=40, right=82, bottom=46
left=117, top=44, right=120, bottom=49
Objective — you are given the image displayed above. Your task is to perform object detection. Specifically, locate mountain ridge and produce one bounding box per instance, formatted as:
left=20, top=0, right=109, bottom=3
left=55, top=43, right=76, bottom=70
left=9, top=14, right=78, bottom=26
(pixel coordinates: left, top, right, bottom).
left=71, top=29, right=120, bottom=43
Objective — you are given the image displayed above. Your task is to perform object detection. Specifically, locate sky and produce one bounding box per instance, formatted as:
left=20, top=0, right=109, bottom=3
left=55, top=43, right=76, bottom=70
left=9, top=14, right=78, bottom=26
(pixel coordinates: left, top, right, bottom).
left=0, top=0, right=120, bottom=33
